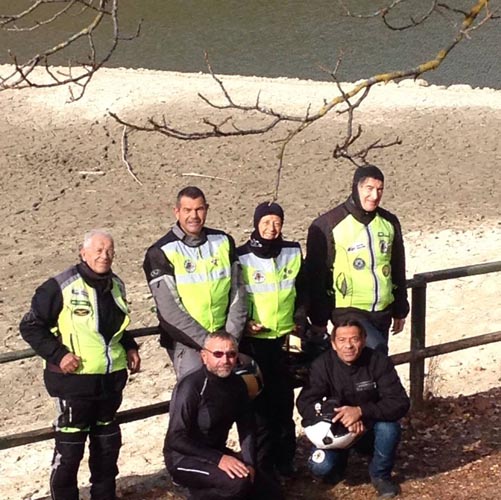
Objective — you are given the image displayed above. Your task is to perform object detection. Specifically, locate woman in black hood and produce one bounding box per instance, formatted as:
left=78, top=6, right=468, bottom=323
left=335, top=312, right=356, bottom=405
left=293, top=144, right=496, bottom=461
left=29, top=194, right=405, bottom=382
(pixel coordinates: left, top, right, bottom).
left=237, top=201, right=306, bottom=482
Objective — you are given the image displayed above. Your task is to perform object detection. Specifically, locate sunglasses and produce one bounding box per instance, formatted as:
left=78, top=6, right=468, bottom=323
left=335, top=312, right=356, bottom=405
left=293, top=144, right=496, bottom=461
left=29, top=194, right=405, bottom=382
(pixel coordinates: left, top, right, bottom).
left=204, top=348, right=238, bottom=359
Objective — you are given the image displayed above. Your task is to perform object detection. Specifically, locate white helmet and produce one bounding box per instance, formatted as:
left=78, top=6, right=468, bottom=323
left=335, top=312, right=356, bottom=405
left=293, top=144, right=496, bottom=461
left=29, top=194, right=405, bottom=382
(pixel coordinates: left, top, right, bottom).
left=304, top=420, right=358, bottom=450
left=233, top=353, right=264, bottom=400
left=303, top=398, right=360, bottom=449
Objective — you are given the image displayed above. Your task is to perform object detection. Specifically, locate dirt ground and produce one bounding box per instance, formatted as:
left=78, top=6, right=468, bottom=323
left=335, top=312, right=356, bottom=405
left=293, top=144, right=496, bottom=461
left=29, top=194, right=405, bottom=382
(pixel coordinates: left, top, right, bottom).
left=0, top=67, right=500, bottom=499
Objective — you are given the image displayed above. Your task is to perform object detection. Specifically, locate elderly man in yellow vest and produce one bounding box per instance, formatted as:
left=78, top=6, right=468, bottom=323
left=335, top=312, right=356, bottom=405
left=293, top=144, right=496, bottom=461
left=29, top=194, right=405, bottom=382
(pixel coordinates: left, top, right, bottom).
left=20, top=229, right=140, bottom=500
left=305, top=165, right=409, bottom=355
left=143, top=186, right=247, bottom=379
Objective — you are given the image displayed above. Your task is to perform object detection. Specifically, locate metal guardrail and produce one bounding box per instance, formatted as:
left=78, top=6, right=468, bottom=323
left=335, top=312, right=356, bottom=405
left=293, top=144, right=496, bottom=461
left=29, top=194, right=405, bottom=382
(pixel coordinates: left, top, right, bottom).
left=1, top=260, right=500, bottom=450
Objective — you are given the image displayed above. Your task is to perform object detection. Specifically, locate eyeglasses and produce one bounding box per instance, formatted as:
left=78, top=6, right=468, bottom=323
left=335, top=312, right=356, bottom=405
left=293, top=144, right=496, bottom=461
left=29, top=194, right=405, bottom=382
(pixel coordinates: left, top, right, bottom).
left=204, top=348, right=238, bottom=359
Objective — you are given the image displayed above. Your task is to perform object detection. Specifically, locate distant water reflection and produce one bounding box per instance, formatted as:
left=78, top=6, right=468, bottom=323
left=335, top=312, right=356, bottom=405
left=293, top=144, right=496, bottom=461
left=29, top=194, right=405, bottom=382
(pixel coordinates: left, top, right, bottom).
left=0, top=0, right=500, bottom=88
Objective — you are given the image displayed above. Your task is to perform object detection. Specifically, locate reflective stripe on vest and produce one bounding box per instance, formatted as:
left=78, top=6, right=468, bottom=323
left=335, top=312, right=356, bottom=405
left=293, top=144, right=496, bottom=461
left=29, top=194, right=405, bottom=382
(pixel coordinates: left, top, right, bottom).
left=332, top=214, right=395, bottom=312
left=239, top=246, right=301, bottom=339
left=161, top=234, right=232, bottom=332
left=54, top=268, right=130, bottom=374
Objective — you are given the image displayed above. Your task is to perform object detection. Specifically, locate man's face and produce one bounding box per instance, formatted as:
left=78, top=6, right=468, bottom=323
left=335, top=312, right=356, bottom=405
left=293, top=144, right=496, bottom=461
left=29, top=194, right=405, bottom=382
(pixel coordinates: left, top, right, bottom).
left=174, top=196, right=208, bottom=236
left=358, top=177, right=384, bottom=212
left=257, top=214, right=283, bottom=240
left=201, top=337, right=238, bottom=378
left=80, top=234, right=114, bottom=274
left=331, top=325, right=366, bottom=365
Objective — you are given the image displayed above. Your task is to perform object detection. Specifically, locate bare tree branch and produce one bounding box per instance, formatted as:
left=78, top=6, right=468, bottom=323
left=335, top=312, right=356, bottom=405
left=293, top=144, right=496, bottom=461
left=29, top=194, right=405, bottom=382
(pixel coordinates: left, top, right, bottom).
left=110, top=0, right=494, bottom=200
left=0, top=0, right=141, bottom=101
left=121, top=126, right=143, bottom=185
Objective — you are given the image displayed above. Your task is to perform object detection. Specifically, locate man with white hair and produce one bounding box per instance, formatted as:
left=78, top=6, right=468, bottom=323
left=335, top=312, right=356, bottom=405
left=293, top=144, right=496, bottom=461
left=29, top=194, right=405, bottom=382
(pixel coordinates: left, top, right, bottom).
left=20, top=229, right=140, bottom=500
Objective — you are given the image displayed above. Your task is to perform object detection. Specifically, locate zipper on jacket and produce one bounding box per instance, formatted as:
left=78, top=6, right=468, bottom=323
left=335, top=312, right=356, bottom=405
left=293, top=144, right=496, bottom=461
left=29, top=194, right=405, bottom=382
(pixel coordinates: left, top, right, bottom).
left=366, top=226, right=379, bottom=312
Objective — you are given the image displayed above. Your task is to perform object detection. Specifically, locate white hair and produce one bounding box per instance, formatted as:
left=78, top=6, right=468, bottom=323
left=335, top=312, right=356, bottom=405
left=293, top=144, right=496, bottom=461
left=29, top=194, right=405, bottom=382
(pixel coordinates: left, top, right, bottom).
left=82, top=229, right=114, bottom=249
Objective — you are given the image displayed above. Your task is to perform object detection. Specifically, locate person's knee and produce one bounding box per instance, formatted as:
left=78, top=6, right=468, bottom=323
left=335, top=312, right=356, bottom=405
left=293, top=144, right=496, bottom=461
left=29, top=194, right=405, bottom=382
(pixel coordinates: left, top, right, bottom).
left=225, top=476, right=253, bottom=499
left=360, top=320, right=389, bottom=354
left=308, top=449, right=336, bottom=477
left=175, top=346, right=203, bottom=379
left=373, top=421, right=401, bottom=443
left=51, top=432, right=87, bottom=498
left=54, top=431, right=86, bottom=464
left=89, top=424, right=121, bottom=479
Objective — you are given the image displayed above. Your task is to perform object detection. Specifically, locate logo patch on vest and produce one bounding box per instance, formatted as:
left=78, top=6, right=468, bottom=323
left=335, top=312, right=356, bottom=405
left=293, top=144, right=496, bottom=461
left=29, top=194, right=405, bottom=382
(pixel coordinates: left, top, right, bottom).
left=379, top=240, right=389, bottom=254
left=253, top=270, right=265, bottom=283
left=353, top=258, right=365, bottom=270
left=347, top=243, right=365, bottom=252
left=211, top=258, right=219, bottom=266
left=73, top=308, right=90, bottom=316
left=382, top=264, right=390, bottom=277
left=150, top=268, right=161, bottom=278
left=70, top=300, right=91, bottom=307
left=184, top=259, right=196, bottom=273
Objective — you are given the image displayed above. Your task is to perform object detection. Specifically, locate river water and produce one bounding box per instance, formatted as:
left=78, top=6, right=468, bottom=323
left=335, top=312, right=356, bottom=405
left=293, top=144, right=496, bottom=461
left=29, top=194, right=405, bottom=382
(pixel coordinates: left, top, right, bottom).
left=1, top=0, right=500, bottom=88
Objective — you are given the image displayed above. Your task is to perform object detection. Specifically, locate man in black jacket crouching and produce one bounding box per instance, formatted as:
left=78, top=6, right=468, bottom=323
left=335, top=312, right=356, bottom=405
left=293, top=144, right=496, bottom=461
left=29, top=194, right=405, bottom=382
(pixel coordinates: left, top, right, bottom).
left=297, top=318, right=409, bottom=498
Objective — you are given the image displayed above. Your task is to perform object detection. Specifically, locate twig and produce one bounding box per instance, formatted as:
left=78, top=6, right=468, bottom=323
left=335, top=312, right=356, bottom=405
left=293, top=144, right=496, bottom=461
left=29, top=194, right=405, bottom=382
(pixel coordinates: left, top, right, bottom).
left=121, top=126, right=143, bottom=185
left=78, top=170, right=105, bottom=175
left=180, top=173, right=236, bottom=184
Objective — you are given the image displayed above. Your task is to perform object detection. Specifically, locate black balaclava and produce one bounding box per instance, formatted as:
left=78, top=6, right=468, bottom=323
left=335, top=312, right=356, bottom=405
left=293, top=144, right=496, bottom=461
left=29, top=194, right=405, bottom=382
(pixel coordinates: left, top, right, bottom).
left=348, top=165, right=385, bottom=223
left=250, top=202, right=284, bottom=258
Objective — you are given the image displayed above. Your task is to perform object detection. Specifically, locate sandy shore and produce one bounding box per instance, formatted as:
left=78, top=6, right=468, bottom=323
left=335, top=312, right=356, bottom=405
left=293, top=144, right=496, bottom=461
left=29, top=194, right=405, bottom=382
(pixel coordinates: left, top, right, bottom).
left=0, top=66, right=500, bottom=499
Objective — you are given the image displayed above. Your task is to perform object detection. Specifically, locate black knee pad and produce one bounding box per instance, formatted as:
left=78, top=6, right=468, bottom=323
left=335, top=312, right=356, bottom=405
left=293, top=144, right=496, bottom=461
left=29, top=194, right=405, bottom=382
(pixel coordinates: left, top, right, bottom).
left=224, top=476, right=253, bottom=500
left=90, top=423, right=122, bottom=452
left=51, top=432, right=87, bottom=500
left=54, top=431, right=86, bottom=464
left=89, top=423, right=122, bottom=481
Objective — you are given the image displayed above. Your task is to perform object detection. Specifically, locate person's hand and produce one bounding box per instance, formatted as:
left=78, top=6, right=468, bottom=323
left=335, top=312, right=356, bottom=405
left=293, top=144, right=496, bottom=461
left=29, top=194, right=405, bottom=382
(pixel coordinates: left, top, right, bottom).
left=217, top=455, right=252, bottom=479
left=127, top=349, right=141, bottom=374
left=347, top=420, right=366, bottom=436
left=333, top=405, right=362, bottom=428
left=246, top=320, right=265, bottom=335
left=247, top=465, right=256, bottom=483
left=59, top=353, right=81, bottom=374
left=293, top=323, right=305, bottom=337
left=391, top=318, right=406, bottom=335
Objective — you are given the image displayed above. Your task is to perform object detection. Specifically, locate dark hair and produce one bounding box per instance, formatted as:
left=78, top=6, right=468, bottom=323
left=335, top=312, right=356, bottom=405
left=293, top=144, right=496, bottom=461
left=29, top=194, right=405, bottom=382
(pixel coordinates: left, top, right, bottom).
left=331, top=318, right=367, bottom=342
left=176, top=186, right=207, bottom=206
left=353, top=165, right=384, bottom=188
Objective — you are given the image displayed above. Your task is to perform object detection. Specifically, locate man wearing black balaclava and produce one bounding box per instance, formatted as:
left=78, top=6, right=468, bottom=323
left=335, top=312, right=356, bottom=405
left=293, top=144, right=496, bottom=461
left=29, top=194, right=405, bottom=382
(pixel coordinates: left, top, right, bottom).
left=304, top=165, right=409, bottom=354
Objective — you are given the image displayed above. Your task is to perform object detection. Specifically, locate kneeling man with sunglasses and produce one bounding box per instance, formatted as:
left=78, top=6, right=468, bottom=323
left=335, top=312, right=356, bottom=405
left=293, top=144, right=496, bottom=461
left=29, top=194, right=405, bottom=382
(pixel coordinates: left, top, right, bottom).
left=164, top=331, right=259, bottom=499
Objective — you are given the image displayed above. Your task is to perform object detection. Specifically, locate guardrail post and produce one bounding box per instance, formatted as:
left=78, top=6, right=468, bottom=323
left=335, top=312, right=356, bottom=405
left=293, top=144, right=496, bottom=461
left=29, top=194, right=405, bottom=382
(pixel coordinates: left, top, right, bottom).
left=410, top=277, right=427, bottom=409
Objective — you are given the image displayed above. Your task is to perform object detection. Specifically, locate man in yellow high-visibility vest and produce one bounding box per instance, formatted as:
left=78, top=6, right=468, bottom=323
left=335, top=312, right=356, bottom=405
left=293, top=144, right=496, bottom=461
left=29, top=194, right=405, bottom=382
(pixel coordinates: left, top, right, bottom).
left=305, top=165, right=409, bottom=354
left=20, top=229, right=140, bottom=500
left=143, top=186, right=247, bottom=379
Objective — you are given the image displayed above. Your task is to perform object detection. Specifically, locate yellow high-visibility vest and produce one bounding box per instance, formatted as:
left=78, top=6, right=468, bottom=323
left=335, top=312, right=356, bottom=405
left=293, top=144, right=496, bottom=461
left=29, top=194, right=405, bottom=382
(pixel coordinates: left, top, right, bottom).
left=53, top=268, right=130, bottom=374
left=161, top=234, right=232, bottom=332
left=332, top=214, right=395, bottom=311
left=239, top=246, right=301, bottom=339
